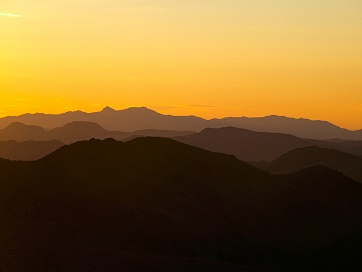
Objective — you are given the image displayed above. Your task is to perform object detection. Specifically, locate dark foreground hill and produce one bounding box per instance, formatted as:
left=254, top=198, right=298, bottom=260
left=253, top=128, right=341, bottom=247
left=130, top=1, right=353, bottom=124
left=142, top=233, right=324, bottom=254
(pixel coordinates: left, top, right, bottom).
left=1, top=138, right=361, bottom=271
left=175, top=127, right=362, bottom=161
left=250, top=146, right=362, bottom=183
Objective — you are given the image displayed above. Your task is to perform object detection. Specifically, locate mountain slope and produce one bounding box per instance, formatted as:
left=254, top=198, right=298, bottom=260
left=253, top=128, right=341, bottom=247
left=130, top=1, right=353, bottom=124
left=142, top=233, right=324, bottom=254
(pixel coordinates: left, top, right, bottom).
left=0, top=140, right=64, bottom=161
left=0, top=138, right=361, bottom=271
left=251, top=146, right=362, bottom=183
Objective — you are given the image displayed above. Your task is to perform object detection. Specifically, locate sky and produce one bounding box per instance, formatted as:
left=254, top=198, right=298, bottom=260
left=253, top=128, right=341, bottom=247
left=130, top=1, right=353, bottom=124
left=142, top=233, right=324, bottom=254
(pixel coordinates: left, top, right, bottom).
left=1, top=0, right=361, bottom=129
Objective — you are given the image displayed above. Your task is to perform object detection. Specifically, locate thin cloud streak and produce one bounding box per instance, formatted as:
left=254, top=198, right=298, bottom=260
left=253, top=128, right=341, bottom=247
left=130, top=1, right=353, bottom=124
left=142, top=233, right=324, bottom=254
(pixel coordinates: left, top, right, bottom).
left=0, top=12, right=21, bottom=18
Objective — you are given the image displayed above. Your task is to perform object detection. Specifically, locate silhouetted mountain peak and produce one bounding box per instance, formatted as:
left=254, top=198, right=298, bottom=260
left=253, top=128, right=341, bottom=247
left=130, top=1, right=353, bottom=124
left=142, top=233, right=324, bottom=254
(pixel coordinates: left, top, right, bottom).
left=101, top=106, right=116, bottom=113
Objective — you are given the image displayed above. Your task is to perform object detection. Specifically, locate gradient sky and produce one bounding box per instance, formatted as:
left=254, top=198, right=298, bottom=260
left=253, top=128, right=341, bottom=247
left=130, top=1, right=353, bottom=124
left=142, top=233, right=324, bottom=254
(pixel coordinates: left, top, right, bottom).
left=1, top=0, right=361, bottom=129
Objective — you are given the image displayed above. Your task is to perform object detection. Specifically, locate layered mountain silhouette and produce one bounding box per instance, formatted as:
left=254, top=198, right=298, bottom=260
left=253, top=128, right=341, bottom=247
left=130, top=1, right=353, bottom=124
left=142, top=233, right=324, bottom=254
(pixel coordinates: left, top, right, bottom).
left=250, top=146, right=362, bottom=183
left=1, top=138, right=361, bottom=271
left=3, top=124, right=362, bottom=163
left=0, top=140, right=63, bottom=161
left=174, top=127, right=362, bottom=161
left=0, top=121, right=193, bottom=144
left=0, top=107, right=361, bottom=140
left=175, top=127, right=310, bottom=161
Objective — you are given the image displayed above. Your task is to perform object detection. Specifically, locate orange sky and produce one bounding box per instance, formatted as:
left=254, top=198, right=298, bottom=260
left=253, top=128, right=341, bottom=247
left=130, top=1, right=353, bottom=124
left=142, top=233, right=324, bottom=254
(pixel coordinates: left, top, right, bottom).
left=1, top=0, right=361, bottom=129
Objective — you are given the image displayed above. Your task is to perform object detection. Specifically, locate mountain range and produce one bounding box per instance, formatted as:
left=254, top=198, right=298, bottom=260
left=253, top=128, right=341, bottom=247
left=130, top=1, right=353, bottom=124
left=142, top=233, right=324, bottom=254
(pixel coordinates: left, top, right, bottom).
left=0, top=107, right=361, bottom=140
left=1, top=137, right=361, bottom=271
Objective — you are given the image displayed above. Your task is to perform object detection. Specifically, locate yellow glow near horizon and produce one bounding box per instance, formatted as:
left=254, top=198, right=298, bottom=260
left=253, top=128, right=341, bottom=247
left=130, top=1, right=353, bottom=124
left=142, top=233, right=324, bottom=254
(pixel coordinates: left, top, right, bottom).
left=1, top=1, right=361, bottom=129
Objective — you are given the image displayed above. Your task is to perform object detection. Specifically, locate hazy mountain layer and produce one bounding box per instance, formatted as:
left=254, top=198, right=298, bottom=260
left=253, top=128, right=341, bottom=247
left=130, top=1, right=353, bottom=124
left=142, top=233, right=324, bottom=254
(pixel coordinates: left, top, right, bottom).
left=0, top=121, right=193, bottom=144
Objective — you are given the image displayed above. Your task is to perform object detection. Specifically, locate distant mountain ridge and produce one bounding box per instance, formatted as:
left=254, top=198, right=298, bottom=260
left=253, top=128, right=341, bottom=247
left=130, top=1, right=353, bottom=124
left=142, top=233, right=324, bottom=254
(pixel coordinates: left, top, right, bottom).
left=0, top=107, right=361, bottom=140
